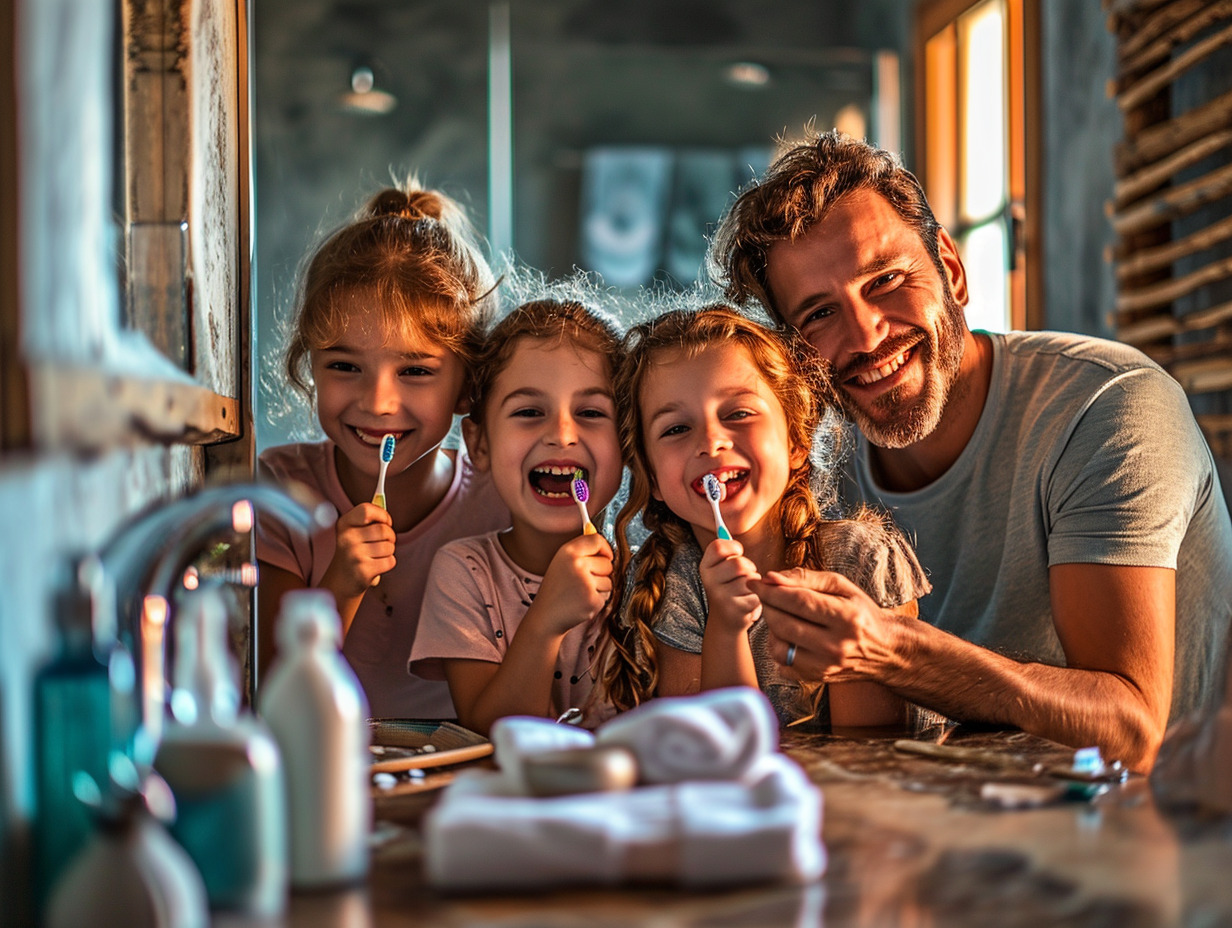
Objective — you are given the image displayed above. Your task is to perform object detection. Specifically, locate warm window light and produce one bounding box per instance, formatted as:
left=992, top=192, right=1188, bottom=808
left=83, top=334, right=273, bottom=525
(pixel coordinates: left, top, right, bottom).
left=834, top=103, right=867, bottom=141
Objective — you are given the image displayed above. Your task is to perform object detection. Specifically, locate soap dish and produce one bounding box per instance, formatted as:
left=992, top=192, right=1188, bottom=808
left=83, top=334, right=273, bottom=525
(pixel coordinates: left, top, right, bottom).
left=368, top=719, right=493, bottom=773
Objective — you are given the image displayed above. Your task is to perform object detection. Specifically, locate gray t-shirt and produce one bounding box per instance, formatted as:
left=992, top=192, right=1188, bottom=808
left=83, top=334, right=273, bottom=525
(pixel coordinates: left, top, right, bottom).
left=842, top=331, right=1232, bottom=721
left=650, top=516, right=931, bottom=730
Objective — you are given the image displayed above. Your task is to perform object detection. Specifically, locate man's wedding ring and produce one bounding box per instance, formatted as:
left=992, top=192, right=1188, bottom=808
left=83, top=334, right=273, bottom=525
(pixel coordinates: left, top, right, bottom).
left=785, top=643, right=798, bottom=667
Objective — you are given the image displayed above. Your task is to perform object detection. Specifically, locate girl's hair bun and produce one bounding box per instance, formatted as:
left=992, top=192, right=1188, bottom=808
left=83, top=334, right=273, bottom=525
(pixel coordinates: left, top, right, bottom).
left=364, top=184, right=451, bottom=224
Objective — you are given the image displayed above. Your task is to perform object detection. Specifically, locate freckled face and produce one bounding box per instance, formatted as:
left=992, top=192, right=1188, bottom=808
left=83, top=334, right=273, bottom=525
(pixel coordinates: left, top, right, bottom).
left=311, top=319, right=467, bottom=491
left=765, top=188, right=968, bottom=449
left=471, top=338, right=621, bottom=540
left=638, top=342, right=801, bottom=544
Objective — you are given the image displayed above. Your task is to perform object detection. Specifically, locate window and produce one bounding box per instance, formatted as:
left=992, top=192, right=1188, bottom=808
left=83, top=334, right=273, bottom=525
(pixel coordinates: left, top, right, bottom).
left=918, top=0, right=1039, bottom=332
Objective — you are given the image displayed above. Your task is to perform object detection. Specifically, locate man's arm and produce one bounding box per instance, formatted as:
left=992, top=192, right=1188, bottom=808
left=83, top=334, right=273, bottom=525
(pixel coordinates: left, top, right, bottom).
left=753, top=563, right=1175, bottom=772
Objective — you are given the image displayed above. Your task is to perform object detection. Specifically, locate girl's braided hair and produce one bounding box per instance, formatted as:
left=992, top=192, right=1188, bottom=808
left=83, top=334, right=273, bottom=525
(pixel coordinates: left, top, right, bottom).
left=599, top=304, right=845, bottom=711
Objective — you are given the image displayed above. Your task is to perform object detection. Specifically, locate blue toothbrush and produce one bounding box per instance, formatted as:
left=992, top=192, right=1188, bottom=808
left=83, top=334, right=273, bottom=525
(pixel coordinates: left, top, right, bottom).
left=702, top=473, right=732, bottom=540
left=372, top=434, right=396, bottom=510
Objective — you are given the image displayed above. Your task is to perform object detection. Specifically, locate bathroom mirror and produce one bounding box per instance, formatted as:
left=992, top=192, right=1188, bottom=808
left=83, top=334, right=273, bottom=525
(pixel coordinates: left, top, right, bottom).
left=252, top=0, right=910, bottom=450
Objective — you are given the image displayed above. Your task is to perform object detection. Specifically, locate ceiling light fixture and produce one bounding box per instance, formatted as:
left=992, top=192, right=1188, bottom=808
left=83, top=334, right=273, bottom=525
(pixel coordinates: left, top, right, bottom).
left=724, top=61, right=771, bottom=88
left=339, top=64, right=397, bottom=116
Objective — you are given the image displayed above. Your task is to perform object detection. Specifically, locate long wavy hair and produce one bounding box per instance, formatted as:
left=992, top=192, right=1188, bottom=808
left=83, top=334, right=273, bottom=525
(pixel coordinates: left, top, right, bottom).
left=599, top=304, right=845, bottom=712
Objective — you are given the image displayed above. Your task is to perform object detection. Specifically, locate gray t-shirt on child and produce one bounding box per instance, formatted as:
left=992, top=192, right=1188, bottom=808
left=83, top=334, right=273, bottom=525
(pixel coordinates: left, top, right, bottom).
left=841, top=330, right=1232, bottom=721
left=650, top=516, right=931, bottom=730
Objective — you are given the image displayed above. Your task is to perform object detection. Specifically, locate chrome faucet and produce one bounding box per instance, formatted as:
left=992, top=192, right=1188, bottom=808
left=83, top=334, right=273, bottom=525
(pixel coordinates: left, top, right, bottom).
left=92, top=479, right=331, bottom=750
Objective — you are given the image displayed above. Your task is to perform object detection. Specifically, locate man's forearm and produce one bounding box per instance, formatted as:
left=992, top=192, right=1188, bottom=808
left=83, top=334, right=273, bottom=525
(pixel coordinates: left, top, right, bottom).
left=880, top=616, right=1166, bottom=772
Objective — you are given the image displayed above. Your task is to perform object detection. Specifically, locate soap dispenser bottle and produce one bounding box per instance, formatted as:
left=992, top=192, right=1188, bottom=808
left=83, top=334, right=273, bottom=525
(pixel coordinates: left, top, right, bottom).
left=46, top=756, right=208, bottom=928
left=259, top=589, right=370, bottom=888
left=34, top=555, right=140, bottom=908
left=152, top=586, right=287, bottom=916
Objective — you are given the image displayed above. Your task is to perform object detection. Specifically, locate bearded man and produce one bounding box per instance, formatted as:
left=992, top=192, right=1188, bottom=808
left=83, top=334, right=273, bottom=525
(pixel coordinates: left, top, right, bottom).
left=711, top=130, right=1232, bottom=772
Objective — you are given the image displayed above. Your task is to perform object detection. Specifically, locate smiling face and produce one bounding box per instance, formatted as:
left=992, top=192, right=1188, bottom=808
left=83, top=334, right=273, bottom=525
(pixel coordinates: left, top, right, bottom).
left=764, top=188, right=970, bottom=450
left=467, top=337, right=621, bottom=557
left=638, top=341, right=803, bottom=546
left=310, top=313, right=467, bottom=501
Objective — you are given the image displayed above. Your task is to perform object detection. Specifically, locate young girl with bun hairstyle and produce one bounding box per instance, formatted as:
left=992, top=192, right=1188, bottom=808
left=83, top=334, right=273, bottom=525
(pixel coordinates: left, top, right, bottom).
left=258, top=181, right=508, bottom=718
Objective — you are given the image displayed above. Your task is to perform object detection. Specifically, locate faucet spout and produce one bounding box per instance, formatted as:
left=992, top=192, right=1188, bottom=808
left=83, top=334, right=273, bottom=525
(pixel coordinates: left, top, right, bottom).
left=94, top=479, right=331, bottom=752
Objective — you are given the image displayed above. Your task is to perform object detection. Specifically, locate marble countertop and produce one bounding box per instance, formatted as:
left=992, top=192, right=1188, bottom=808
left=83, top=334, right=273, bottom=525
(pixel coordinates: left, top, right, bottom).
left=223, top=726, right=1232, bottom=927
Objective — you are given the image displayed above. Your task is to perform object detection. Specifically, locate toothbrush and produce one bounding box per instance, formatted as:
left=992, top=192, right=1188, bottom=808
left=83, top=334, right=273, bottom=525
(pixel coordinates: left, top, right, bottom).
left=571, top=469, right=598, bottom=535
left=372, top=434, right=396, bottom=509
left=702, top=473, right=732, bottom=540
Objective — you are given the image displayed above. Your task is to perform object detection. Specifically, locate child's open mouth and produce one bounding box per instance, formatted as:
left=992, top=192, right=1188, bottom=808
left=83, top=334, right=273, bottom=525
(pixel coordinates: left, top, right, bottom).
left=529, top=464, right=588, bottom=500
left=692, top=468, right=748, bottom=498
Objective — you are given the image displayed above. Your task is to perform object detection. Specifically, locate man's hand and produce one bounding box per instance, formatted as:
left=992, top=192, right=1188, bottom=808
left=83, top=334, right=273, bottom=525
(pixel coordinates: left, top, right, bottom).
left=750, top=568, right=902, bottom=681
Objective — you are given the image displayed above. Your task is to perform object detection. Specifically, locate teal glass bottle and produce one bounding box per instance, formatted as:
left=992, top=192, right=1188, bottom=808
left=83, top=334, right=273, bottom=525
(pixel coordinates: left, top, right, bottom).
left=33, top=556, right=139, bottom=909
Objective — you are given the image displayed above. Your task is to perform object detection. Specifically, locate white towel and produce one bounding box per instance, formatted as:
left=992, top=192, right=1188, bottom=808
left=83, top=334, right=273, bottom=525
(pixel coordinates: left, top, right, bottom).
left=424, top=688, right=824, bottom=890
left=595, top=687, right=778, bottom=783
left=424, top=754, right=824, bottom=890
left=490, top=716, right=596, bottom=795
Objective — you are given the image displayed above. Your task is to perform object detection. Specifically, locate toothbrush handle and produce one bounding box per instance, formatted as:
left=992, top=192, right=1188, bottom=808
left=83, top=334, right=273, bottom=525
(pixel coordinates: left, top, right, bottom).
left=716, top=525, right=732, bottom=541
left=577, top=500, right=597, bottom=535
left=372, top=492, right=386, bottom=509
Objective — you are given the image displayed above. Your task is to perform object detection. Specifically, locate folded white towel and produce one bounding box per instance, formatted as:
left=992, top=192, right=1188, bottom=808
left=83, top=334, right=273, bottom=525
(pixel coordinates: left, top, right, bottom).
left=595, top=687, right=778, bottom=783
left=424, top=753, right=824, bottom=890
left=425, top=688, right=823, bottom=890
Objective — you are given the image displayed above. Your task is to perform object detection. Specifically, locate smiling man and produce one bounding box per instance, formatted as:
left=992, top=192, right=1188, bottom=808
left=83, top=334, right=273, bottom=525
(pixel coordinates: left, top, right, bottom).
left=710, top=130, right=1232, bottom=771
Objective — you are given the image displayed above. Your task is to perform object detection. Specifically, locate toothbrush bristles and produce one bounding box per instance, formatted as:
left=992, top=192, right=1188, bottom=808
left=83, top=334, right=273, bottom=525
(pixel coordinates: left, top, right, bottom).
left=571, top=469, right=597, bottom=535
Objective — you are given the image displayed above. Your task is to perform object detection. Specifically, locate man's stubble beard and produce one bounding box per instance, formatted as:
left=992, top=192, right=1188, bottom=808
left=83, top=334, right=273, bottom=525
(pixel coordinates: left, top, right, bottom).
left=837, top=291, right=967, bottom=450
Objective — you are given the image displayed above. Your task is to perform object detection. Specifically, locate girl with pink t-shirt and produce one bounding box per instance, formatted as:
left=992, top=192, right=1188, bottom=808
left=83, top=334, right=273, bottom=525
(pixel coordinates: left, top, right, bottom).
left=411, top=300, right=624, bottom=734
left=257, top=182, right=509, bottom=718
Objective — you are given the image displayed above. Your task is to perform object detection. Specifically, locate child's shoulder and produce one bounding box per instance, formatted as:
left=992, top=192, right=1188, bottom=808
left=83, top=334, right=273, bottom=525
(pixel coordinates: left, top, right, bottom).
left=257, top=440, right=333, bottom=485
left=818, top=509, right=931, bottom=607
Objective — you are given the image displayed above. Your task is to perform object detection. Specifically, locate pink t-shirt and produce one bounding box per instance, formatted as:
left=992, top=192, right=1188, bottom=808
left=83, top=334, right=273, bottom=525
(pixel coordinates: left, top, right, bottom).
left=257, top=441, right=509, bottom=719
left=410, top=532, right=613, bottom=727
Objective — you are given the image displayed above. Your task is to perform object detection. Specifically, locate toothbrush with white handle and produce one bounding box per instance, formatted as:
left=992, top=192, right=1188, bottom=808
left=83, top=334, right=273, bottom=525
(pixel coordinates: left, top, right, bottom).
left=372, top=434, right=396, bottom=509
left=702, top=473, right=732, bottom=540
left=571, top=470, right=597, bottom=535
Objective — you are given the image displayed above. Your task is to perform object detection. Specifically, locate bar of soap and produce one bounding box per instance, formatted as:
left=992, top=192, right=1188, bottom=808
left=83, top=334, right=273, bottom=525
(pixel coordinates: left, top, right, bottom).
left=522, top=745, right=639, bottom=797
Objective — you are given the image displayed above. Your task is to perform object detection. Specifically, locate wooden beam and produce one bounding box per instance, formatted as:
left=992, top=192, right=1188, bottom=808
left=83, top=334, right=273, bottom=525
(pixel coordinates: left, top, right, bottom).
left=1116, top=21, right=1232, bottom=113
left=1112, top=130, right=1232, bottom=209
left=1116, top=88, right=1232, bottom=176
left=1117, top=0, right=1206, bottom=62
left=1117, top=0, right=1232, bottom=78
left=28, top=362, right=241, bottom=451
left=1116, top=213, right=1232, bottom=282
left=1110, top=161, right=1232, bottom=237
left=1115, top=254, right=1232, bottom=314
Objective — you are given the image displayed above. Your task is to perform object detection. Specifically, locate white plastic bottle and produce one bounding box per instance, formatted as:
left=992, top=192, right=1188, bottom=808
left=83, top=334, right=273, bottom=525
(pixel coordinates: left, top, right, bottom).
left=258, top=589, right=371, bottom=888
left=154, top=587, right=287, bottom=916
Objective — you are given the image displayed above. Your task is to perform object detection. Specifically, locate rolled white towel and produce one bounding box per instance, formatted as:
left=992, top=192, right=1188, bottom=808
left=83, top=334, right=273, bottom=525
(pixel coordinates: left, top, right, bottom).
left=490, top=716, right=595, bottom=794
left=596, top=687, right=778, bottom=784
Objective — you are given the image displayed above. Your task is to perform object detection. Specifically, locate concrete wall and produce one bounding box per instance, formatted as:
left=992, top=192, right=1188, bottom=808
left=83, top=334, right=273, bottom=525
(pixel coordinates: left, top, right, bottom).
left=1039, top=1, right=1121, bottom=337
